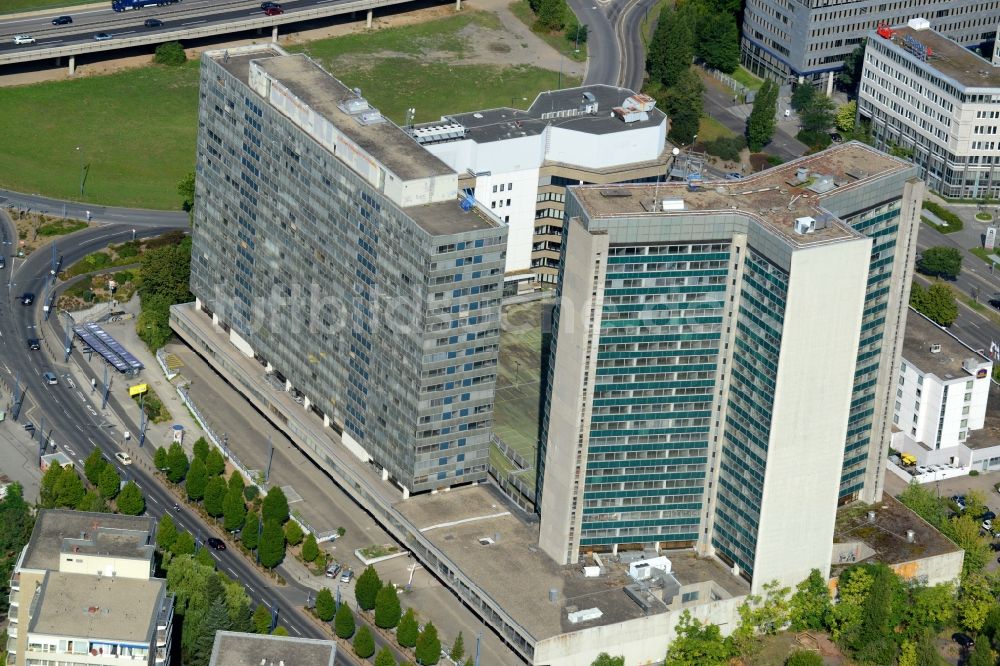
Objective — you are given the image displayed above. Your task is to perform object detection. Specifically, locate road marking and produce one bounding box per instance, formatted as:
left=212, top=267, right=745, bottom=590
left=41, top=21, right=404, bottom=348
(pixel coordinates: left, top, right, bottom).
left=263, top=600, right=272, bottom=608
left=228, top=567, right=237, bottom=576
left=148, top=496, right=158, bottom=504
left=117, top=30, right=136, bottom=35
left=289, top=624, right=302, bottom=636
left=38, top=40, right=63, bottom=45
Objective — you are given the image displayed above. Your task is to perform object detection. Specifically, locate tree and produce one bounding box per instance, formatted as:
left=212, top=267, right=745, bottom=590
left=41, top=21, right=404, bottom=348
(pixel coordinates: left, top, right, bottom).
left=648, top=4, right=695, bottom=88
left=157, top=514, right=178, bottom=551
left=84, top=447, right=107, bottom=485
left=798, top=94, right=836, bottom=147
left=791, top=84, right=815, bottom=112
left=154, top=446, right=169, bottom=470
left=904, top=583, right=955, bottom=634
left=898, top=480, right=947, bottom=527
left=788, top=569, right=831, bottom=630
left=193, top=437, right=209, bottom=462
left=397, top=608, right=419, bottom=648
left=836, top=101, right=857, bottom=134
left=191, top=595, right=231, bottom=666
left=827, top=564, right=873, bottom=641
left=166, top=442, right=189, bottom=484
left=664, top=611, right=731, bottom=665
left=943, top=514, right=990, bottom=577
left=354, top=624, right=376, bottom=659
left=450, top=631, right=465, bottom=662
left=957, top=573, right=994, bottom=632
left=252, top=604, right=271, bottom=634
left=223, top=486, right=247, bottom=532
left=415, top=622, right=441, bottom=666
left=172, top=531, right=195, bottom=556
left=315, top=587, right=335, bottom=621
left=39, top=463, right=64, bottom=509
left=154, top=41, right=186, bottom=66
left=204, top=476, right=227, bottom=518
left=969, top=635, right=995, bottom=666
left=186, top=457, right=208, bottom=501
left=590, top=654, right=623, bottom=666
left=838, top=41, right=867, bottom=95
left=205, top=448, right=226, bottom=477
left=196, top=546, right=216, bottom=568
left=731, top=580, right=791, bottom=659
left=55, top=470, right=85, bottom=508
left=335, top=601, right=356, bottom=639
left=665, top=69, right=704, bottom=146
left=697, top=13, right=739, bottom=73
left=375, top=646, right=397, bottom=666
left=375, top=582, right=402, bottom=629
left=116, top=480, right=145, bottom=515
left=228, top=470, right=245, bottom=494
left=645, top=5, right=672, bottom=85
left=77, top=490, right=108, bottom=513
left=535, top=0, right=567, bottom=31
left=746, top=79, right=779, bottom=151
left=284, top=520, right=304, bottom=546
left=917, top=246, right=962, bottom=280
left=302, top=533, right=319, bottom=562
left=847, top=564, right=904, bottom=665
left=99, top=464, right=121, bottom=499
left=242, top=510, right=261, bottom=550
left=785, top=650, right=823, bottom=666
left=272, top=626, right=289, bottom=636
left=356, top=566, right=383, bottom=611
left=910, top=281, right=959, bottom=327
left=258, top=519, right=285, bottom=569
left=262, top=486, right=289, bottom=524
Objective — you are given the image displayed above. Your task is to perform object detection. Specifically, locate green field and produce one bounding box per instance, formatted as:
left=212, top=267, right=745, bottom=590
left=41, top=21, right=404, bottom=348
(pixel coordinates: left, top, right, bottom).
left=1, top=0, right=96, bottom=14
left=0, top=62, right=199, bottom=209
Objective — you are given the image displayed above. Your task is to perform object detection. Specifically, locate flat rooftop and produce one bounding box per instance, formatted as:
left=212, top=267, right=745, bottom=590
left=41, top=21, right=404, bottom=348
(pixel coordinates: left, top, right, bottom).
left=21, top=510, right=153, bottom=572
left=572, top=142, right=909, bottom=246
left=902, top=310, right=987, bottom=380
left=395, top=484, right=749, bottom=640
left=28, top=571, right=163, bottom=643
left=209, top=631, right=337, bottom=666
left=422, top=84, right=665, bottom=145
left=404, top=198, right=500, bottom=236
left=880, top=25, right=1000, bottom=89
left=833, top=494, right=960, bottom=575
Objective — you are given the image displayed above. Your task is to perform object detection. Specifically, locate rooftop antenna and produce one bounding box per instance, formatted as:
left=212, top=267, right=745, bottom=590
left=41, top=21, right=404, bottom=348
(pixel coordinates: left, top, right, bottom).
left=404, top=107, right=416, bottom=129
left=223, top=50, right=230, bottom=63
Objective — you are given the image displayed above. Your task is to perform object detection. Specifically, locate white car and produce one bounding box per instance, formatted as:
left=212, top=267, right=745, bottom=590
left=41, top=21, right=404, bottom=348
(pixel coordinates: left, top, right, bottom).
left=915, top=465, right=929, bottom=475
left=114, top=451, right=132, bottom=466
left=13, top=35, right=35, bottom=45
left=983, top=519, right=994, bottom=531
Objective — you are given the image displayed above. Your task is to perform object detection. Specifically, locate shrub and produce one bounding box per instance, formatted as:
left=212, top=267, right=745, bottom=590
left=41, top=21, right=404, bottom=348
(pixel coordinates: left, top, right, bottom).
left=354, top=625, right=375, bottom=659
left=922, top=201, right=964, bottom=234
left=284, top=520, right=304, bottom=546
left=704, top=135, right=746, bottom=162
left=315, top=588, right=335, bottom=622
left=970, top=470, right=980, bottom=477
left=153, top=42, right=186, bottom=66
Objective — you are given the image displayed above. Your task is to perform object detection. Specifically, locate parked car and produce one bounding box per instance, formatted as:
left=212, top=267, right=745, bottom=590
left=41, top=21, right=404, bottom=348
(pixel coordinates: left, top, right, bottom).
left=143, top=18, right=162, bottom=27
left=260, top=1, right=281, bottom=8
left=725, top=172, right=742, bottom=180
left=207, top=537, right=227, bottom=550
left=325, top=563, right=342, bottom=578
left=953, top=633, right=975, bottom=649
left=13, top=35, right=36, bottom=45
left=26, top=338, right=40, bottom=351
left=93, top=32, right=113, bottom=41
left=263, top=6, right=283, bottom=15
left=42, top=371, right=58, bottom=385
left=51, top=15, right=73, bottom=25
left=983, top=510, right=997, bottom=521
left=340, top=569, right=354, bottom=584
left=983, top=519, right=993, bottom=532
left=114, top=451, right=132, bottom=465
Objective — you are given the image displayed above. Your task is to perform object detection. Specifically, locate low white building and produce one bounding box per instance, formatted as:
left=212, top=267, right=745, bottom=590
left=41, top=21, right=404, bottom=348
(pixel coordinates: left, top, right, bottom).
left=411, top=86, right=669, bottom=288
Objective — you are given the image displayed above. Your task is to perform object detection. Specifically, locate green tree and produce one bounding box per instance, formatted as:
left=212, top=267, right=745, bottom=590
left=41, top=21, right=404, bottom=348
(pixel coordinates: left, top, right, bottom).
left=898, top=639, right=918, bottom=666
left=917, top=246, right=962, bottom=279
left=665, top=69, right=704, bottom=146
left=84, top=447, right=107, bottom=485
left=193, top=437, right=209, bottom=462
left=157, top=514, right=178, bottom=551
left=415, top=622, right=441, bottom=666
left=697, top=13, right=739, bottom=73
left=116, top=480, right=144, bottom=515
left=205, top=448, right=226, bottom=477
left=315, top=587, right=336, bottom=621
left=828, top=564, right=873, bottom=641
left=730, top=580, right=791, bottom=659
left=273, top=626, right=289, bottom=636
left=204, top=476, right=227, bottom=518
left=798, top=94, right=836, bottom=147
left=791, top=84, right=815, bottom=112
left=645, top=5, right=672, bottom=85
left=191, top=595, right=231, bottom=666
left=943, top=514, right=990, bottom=578
left=836, top=101, right=857, bottom=133
left=301, top=533, right=319, bottom=562
left=196, top=546, right=216, bottom=568
left=55, top=470, right=85, bottom=508
left=335, top=601, right=356, bottom=639
left=535, top=0, right=567, bottom=31
left=746, top=79, right=779, bottom=151
left=262, top=486, right=289, bottom=524
left=354, top=624, right=376, bottom=659
left=98, top=464, right=120, bottom=499
left=838, top=41, right=867, bottom=95
left=375, top=646, right=397, bottom=666
left=356, top=565, right=383, bottom=611
left=590, top=655, right=623, bottom=666
left=904, top=583, right=955, bottom=634
left=258, top=519, right=285, bottom=569
left=397, top=608, right=419, bottom=648
left=154, top=446, right=169, bottom=470
left=223, top=486, right=247, bottom=532
left=76, top=490, right=107, bottom=513
left=153, top=41, right=187, bottom=66
left=897, top=479, right=947, bottom=527
left=172, top=531, right=195, bottom=556
left=186, top=457, right=208, bottom=501
left=788, top=569, right=831, bottom=630
left=664, top=611, right=731, bottom=665
left=957, top=573, right=994, bottom=632
left=913, top=628, right=942, bottom=666
left=0, top=483, right=34, bottom=615
left=242, top=510, right=260, bottom=550
left=284, top=520, right=304, bottom=546
left=910, top=281, right=959, bottom=327
left=847, top=564, right=904, bottom=665
left=969, top=635, right=994, bottom=666
left=39, top=463, right=64, bottom=509
left=228, top=470, right=245, bottom=494
left=450, top=631, right=465, bottom=662
left=252, top=604, right=271, bottom=634
left=650, top=4, right=695, bottom=87
left=375, top=582, right=402, bottom=629
left=166, top=442, right=189, bottom=484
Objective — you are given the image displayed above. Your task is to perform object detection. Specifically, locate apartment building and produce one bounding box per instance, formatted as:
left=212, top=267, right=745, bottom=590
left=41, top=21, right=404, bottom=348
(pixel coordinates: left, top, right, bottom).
left=209, top=631, right=336, bottom=666
left=8, top=510, right=172, bottom=666
left=536, top=143, right=921, bottom=591
left=741, top=0, right=1000, bottom=85
left=188, top=45, right=506, bottom=496
left=859, top=18, right=1000, bottom=198
left=412, top=86, right=668, bottom=288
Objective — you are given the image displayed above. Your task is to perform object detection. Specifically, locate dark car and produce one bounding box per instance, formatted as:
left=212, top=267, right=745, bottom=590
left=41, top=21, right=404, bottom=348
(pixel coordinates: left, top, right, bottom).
left=20, top=293, right=34, bottom=306
left=207, top=537, right=226, bottom=550
left=143, top=18, right=163, bottom=27
left=27, top=338, right=40, bottom=351
left=953, top=633, right=975, bottom=649
left=983, top=510, right=997, bottom=521
left=263, top=6, right=283, bottom=15
left=261, top=1, right=281, bottom=8
left=51, top=15, right=73, bottom=25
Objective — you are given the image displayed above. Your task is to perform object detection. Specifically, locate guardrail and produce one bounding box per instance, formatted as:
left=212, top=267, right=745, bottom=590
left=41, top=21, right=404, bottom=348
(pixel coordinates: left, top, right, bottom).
left=0, top=0, right=427, bottom=66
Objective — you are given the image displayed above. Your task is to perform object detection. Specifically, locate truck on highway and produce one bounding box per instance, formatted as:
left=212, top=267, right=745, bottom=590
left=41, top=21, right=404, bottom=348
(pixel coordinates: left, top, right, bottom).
left=111, top=0, right=179, bottom=12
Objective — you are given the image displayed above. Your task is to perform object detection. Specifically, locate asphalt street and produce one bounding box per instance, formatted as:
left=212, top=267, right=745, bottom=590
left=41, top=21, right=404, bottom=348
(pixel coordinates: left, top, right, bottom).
left=0, top=188, right=187, bottom=227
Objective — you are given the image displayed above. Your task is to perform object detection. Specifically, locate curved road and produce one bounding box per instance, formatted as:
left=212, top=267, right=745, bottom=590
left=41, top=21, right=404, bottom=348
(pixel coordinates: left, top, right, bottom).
left=569, top=0, right=658, bottom=90
left=0, top=188, right=188, bottom=227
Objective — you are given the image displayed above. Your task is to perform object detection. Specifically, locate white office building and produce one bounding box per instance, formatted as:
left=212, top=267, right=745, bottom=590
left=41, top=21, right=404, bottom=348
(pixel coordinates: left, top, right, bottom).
left=859, top=18, right=1000, bottom=198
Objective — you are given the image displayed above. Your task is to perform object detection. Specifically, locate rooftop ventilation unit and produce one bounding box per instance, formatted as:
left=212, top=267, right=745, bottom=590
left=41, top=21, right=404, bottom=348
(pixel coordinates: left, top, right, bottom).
left=908, top=16, right=930, bottom=30
left=339, top=97, right=370, bottom=115
left=567, top=607, right=603, bottom=624
left=357, top=111, right=386, bottom=126
left=662, top=198, right=685, bottom=211
left=794, top=216, right=817, bottom=235
left=930, top=344, right=942, bottom=354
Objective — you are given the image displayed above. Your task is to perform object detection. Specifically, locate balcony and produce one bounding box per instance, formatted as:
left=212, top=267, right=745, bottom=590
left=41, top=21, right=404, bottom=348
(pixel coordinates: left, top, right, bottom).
left=7, top=625, right=16, bottom=640
left=9, top=572, right=19, bottom=592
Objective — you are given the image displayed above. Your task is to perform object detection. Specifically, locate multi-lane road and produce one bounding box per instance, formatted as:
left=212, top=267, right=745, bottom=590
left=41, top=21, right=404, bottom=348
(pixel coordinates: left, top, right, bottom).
left=567, top=0, right=657, bottom=90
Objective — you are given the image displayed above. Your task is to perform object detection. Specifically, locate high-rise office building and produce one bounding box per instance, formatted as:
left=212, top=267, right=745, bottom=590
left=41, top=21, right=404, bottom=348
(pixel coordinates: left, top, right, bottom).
left=189, top=45, right=506, bottom=495
left=537, top=143, right=921, bottom=590
left=741, top=0, right=1000, bottom=85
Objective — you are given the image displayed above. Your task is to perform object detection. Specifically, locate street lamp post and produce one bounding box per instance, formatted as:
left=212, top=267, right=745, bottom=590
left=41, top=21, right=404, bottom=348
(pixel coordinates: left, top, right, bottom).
left=76, top=146, right=85, bottom=198
left=574, top=23, right=581, bottom=53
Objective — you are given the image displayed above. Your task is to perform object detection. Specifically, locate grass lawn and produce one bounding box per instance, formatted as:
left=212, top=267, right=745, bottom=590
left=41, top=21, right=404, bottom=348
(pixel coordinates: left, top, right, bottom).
left=508, top=0, right=587, bottom=62
left=698, top=115, right=737, bottom=142
left=970, top=247, right=1000, bottom=265
left=1, top=0, right=95, bottom=14
left=731, top=66, right=764, bottom=92
left=0, top=62, right=199, bottom=209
